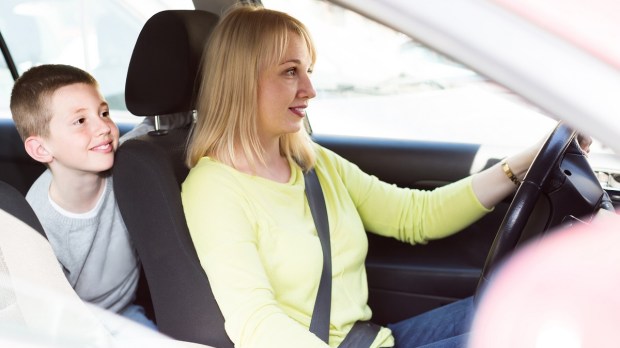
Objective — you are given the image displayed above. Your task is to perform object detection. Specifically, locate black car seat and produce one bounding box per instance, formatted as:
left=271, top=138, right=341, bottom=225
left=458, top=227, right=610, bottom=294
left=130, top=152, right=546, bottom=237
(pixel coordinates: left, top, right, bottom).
left=0, top=179, right=45, bottom=237
left=112, top=10, right=234, bottom=347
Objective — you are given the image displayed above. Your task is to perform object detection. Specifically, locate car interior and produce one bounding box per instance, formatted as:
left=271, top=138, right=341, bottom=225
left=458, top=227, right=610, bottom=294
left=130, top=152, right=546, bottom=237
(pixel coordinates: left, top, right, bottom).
left=0, top=2, right=617, bottom=347
left=115, top=7, right=604, bottom=345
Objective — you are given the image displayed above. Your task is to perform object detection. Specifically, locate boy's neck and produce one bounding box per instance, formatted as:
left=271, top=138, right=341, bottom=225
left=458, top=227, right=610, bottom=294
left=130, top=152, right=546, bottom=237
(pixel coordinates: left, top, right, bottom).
left=48, top=171, right=108, bottom=214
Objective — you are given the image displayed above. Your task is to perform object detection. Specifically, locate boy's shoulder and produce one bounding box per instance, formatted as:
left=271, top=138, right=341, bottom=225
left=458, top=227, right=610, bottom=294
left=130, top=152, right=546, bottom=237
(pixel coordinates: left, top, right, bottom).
left=26, top=169, right=53, bottom=204
left=26, top=170, right=113, bottom=219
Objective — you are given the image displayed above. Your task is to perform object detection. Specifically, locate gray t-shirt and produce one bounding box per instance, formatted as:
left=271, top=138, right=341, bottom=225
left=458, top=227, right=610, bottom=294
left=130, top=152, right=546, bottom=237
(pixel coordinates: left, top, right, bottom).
left=26, top=170, right=139, bottom=313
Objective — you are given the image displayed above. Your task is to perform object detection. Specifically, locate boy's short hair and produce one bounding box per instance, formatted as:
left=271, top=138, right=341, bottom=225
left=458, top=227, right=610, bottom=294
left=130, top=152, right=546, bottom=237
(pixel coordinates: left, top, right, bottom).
left=10, top=64, right=98, bottom=141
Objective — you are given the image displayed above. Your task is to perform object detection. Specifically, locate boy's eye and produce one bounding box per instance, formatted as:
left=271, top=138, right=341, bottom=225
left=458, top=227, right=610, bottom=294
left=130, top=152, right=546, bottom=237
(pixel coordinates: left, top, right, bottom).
left=102, top=111, right=110, bottom=117
left=73, top=118, right=85, bottom=126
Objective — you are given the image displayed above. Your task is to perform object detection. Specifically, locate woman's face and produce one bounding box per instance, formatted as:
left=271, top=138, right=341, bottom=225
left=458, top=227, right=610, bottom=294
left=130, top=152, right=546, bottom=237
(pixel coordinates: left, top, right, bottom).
left=256, top=33, right=316, bottom=144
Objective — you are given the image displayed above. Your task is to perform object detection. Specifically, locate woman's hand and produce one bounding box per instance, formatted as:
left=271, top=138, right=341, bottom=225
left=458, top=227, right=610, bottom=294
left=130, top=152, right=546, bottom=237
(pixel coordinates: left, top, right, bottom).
left=471, top=135, right=545, bottom=209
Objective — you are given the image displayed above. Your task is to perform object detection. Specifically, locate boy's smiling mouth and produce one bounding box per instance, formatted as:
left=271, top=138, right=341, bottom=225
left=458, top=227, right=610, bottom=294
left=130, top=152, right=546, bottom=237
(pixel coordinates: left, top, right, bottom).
left=91, top=141, right=113, bottom=152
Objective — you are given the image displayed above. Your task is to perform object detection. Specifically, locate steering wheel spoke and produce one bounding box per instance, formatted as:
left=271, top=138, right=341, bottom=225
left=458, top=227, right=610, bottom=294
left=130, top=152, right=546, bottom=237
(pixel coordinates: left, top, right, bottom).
left=476, top=122, right=606, bottom=298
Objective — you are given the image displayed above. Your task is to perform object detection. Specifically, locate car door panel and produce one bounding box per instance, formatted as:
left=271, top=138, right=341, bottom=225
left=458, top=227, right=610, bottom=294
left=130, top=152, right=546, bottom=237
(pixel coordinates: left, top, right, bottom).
left=314, top=134, right=508, bottom=325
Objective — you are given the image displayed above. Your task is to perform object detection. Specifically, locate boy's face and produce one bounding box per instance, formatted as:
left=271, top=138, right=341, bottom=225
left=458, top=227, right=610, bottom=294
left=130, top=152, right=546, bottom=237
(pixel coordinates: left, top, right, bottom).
left=43, top=83, right=119, bottom=175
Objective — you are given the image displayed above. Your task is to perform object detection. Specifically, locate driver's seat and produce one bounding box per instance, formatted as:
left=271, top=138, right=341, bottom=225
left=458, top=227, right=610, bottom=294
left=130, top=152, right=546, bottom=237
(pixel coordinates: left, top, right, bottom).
left=113, top=10, right=234, bottom=347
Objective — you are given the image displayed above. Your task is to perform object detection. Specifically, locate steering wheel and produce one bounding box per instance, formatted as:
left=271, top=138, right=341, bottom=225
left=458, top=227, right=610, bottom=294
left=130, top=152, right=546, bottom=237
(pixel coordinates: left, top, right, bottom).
left=475, top=122, right=607, bottom=298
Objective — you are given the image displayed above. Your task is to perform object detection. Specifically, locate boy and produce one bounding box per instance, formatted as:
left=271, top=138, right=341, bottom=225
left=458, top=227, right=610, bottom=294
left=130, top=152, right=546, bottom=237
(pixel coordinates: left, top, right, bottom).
left=10, top=64, right=155, bottom=329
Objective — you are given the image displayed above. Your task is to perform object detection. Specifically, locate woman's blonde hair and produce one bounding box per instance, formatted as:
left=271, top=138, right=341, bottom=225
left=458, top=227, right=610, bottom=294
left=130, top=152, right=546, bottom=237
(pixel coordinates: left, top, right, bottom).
left=186, top=5, right=317, bottom=171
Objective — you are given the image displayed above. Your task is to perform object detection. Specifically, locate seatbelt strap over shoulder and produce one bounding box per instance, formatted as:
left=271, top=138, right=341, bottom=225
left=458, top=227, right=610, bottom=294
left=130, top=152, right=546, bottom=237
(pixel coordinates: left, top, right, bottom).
left=305, top=169, right=380, bottom=348
left=304, top=169, right=332, bottom=343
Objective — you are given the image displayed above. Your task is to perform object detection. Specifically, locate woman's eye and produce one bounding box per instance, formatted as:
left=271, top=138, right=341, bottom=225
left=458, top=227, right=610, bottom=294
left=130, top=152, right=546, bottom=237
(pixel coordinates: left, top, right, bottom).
left=285, top=68, right=296, bottom=76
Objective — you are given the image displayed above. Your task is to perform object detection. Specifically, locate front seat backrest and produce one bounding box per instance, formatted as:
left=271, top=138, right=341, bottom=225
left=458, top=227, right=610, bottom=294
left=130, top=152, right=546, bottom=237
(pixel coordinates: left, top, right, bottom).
left=0, top=180, right=46, bottom=237
left=113, top=10, right=233, bottom=347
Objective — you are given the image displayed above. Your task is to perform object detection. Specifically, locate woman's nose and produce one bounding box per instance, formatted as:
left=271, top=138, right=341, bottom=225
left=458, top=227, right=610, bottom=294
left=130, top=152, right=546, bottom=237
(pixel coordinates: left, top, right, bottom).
left=299, top=73, right=317, bottom=100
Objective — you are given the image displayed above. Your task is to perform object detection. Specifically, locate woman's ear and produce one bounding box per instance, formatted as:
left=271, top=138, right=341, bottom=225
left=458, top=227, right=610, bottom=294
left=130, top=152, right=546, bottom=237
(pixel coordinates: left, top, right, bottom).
left=24, top=136, right=53, bottom=164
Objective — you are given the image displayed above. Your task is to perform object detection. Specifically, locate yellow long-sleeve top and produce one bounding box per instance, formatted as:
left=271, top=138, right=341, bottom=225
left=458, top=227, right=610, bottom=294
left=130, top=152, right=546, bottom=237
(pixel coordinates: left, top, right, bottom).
left=181, top=145, right=490, bottom=347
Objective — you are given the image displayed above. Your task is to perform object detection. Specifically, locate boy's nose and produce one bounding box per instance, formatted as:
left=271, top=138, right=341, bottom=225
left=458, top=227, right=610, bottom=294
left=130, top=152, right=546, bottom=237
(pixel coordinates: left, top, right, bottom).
left=93, top=117, right=112, bottom=135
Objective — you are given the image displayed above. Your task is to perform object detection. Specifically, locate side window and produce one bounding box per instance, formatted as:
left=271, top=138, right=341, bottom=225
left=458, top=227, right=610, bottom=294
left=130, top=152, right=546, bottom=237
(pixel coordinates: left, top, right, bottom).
left=263, top=0, right=556, bottom=149
left=264, top=0, right=619, bottom=190
left=0, top=0, right=193, bottom=122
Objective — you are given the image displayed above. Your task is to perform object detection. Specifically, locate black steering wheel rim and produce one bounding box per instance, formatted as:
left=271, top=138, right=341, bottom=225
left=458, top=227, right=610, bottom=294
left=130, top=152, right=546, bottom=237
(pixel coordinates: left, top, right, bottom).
left=476, top=122, right=577, bottom=297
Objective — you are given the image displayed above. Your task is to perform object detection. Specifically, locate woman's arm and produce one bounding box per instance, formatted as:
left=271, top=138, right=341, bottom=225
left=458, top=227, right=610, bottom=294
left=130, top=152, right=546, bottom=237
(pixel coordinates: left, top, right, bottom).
left=318, top=147, right=489, bottom=243
left=318, top=135, right=540, bottom=244
left=472, top=139, right=542, bottom=209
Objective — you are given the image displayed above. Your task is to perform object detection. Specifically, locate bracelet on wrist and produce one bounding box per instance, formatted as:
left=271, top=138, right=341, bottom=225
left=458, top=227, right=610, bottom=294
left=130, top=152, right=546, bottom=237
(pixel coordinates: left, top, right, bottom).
left=500, top=158, right=521, bottom=186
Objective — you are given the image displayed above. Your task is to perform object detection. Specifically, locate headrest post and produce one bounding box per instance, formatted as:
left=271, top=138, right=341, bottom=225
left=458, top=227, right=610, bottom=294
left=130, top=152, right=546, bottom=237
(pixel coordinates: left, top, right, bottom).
left=154, top=115, right=161, bottom=131
left=148, top=115, right=169, bottom=136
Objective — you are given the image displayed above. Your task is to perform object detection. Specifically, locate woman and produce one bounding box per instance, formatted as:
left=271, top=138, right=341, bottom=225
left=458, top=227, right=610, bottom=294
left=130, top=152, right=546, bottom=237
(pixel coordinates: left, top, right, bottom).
left=182, top=5, right=539, bottom=347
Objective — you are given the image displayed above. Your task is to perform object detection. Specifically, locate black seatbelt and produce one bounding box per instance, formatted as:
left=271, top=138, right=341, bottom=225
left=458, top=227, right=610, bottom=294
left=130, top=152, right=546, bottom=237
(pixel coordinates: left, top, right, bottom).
left=339, top=321, right=382, bottom=348
left=305, top=169, right=332, bottom=343
left=305, top=168, right=380, bottom=347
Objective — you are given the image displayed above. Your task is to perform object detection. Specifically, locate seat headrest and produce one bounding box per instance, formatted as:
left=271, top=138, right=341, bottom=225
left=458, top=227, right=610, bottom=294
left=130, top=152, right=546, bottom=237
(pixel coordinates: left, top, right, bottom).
left=125, top=10, right=219, bottom=117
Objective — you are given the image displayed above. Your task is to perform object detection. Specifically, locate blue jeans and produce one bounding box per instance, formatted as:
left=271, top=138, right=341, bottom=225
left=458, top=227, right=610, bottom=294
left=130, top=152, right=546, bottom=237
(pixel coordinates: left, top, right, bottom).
left=121, top=304, right=158, bottom=331
left=388, top=297, right=474, bottom=348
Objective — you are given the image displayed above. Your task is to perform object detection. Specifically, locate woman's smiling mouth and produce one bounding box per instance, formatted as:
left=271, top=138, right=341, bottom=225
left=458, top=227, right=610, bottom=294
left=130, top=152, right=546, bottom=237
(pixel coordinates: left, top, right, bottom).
left=289, top=106, right=306, bottom=118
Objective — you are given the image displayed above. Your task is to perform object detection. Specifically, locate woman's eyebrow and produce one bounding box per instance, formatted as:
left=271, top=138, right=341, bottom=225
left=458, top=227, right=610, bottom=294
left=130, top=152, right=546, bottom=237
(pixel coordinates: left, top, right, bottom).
left=280, top=58, right=302, bottom=65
